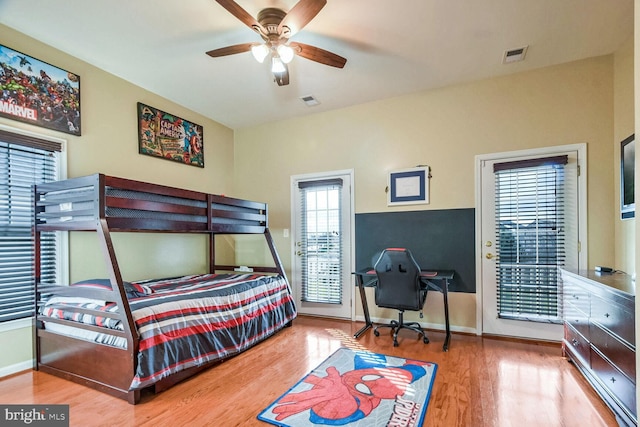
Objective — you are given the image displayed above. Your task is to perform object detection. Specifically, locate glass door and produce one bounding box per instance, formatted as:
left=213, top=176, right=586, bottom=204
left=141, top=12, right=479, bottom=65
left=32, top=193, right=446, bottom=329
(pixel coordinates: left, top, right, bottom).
left=292, top=171, right=353, bottom=319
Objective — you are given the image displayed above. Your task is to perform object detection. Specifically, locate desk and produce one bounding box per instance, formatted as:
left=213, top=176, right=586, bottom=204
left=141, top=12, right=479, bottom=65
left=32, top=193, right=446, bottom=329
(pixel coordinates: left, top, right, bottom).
left=353, top=268, right=454, bottom=351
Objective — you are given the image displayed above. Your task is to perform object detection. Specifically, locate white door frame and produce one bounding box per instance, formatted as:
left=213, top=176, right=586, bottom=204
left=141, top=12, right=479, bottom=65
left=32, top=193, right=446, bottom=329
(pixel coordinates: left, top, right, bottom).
left=290, top=169, right=355, bottom=320
left=474, top=143, right=588, bottom=336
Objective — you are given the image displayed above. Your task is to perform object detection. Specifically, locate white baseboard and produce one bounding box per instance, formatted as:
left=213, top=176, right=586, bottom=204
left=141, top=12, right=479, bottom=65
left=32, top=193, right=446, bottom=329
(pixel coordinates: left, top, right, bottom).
left=0, top=359, right=33, bottom=378
left=354, top=315, right=476, bottom=335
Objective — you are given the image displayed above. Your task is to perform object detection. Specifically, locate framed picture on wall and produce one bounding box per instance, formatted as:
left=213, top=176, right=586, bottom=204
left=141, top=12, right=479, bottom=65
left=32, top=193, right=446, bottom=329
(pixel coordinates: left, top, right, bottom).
left=387, top=166, right=430, bottom=206
left=0, top=44, right=81, bottom=135
left=137, top=102, right=204, bottom=167
left=621, top=134, right=635, bottom=219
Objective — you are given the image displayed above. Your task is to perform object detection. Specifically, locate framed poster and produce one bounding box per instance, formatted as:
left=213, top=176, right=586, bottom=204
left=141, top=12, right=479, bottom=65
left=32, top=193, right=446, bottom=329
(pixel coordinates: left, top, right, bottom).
left=621, top=134, right=635, bottom=219
left=0, top=44, right=81, bottom=135
left=388, top=166, right=430, bottom=206
left=137, top=102, right=204, bottom=167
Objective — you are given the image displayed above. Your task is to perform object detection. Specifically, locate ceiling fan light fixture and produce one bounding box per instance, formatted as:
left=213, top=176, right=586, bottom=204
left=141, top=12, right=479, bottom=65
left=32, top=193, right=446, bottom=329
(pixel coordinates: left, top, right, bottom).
left=277, top=44, right=294, bottom=63
left=251, top=43, right=270, bottom=63
left=209, top=0, right=347, bottom=85
left=271, top=57, right=286, bottom=74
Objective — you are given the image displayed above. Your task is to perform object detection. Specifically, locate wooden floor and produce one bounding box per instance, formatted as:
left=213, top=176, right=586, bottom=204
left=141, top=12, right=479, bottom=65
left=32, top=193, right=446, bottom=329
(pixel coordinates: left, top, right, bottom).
left=0, top=315, right=619, bottom=427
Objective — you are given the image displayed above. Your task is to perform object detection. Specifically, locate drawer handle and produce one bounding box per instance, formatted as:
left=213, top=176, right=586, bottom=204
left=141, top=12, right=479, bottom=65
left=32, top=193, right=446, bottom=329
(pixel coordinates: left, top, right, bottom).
left=571, top=339, right=578, bottom=347
left=610, top=377, right=616, bottom=384
left=604, top=313, right=610, bottom=318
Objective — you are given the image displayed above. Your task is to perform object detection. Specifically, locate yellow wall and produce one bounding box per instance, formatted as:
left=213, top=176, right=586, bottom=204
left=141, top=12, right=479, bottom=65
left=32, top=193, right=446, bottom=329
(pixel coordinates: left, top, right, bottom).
left=234, top=55, right=617, bottom=331
left=0, top=24, right=234, bottom=373
left=615, top=36, right=637, bottom=275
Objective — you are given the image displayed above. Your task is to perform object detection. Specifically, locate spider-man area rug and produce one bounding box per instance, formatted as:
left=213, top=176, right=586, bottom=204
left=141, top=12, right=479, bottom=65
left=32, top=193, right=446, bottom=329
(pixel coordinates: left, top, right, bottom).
left=257, top=347, right=437, bottom=427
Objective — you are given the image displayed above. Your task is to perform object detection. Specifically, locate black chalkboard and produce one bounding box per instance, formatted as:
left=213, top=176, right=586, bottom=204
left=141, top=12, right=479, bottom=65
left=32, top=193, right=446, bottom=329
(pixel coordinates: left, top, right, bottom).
left=355, top=209, right=476, bottom=293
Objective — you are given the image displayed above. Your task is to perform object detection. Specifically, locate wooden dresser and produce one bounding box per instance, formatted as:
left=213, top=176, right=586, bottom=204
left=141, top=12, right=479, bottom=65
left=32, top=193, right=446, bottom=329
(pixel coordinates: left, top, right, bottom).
left=561, top=268, right=636, bottom=426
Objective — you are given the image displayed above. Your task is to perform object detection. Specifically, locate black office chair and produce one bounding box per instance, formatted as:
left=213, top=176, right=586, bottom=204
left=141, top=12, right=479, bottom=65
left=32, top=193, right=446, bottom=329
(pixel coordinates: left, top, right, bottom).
left=373, top=248, right=429, bottom=347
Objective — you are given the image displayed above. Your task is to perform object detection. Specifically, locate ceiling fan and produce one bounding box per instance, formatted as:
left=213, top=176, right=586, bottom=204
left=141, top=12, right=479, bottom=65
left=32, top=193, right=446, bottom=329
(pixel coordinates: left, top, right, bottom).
left=206, top=0, right=347, bottom=86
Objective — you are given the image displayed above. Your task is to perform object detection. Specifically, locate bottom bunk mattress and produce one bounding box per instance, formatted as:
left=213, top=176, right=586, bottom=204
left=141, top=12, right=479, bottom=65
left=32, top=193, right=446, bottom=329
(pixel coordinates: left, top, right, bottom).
left=40, top=273, right=297, bottom=390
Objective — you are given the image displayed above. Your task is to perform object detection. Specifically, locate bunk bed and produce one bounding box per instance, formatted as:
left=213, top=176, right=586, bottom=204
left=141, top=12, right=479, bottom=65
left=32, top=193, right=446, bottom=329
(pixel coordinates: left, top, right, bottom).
left=33, top=173, right=297, bottom=404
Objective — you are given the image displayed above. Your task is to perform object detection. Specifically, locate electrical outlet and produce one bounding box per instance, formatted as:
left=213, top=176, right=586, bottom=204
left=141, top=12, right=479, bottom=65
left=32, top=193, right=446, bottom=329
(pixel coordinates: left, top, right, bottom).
left=283, top=229, right=289, bottom=238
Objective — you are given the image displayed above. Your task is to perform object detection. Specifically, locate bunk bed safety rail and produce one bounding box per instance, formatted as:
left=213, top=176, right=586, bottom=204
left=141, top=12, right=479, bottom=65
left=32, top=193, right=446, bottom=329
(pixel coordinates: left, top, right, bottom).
left=209, top=194, right=267, bottom=233
left=35, top=174, right=102, bottom=231
left=35, top=173, right=268, bottom=234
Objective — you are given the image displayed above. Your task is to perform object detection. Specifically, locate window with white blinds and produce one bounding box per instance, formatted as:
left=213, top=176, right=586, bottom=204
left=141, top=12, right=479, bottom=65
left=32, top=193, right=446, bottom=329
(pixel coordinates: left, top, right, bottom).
left=298, top=179, right=343, bottom=304
left=0, top=130, right=61, bottom=323
left=494, top=155, right=567, bottom=323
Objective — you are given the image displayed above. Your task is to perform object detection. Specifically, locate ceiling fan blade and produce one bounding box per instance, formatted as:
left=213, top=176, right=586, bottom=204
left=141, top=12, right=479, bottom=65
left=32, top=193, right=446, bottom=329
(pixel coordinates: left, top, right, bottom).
left=289, top=42, right=346, bottom=68
left=215, top=0, right=264, bottom=33
left=274, top=64, right=290, bottom=86
left=278, top=0, right=327, bottom=38
left=206, top=43, right=254, bottom=57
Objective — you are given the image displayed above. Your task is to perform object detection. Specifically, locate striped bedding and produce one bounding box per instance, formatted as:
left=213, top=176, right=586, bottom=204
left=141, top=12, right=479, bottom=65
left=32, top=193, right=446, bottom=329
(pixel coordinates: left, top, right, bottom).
left=41, top=273, right=297, bottom=390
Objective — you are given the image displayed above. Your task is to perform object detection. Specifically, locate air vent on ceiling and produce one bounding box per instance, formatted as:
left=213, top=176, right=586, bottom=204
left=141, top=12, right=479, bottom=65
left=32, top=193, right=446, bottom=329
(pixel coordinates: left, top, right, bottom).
left=300, top=95, right=320, bottom=107
left=503, top=45, right=528, bottom=64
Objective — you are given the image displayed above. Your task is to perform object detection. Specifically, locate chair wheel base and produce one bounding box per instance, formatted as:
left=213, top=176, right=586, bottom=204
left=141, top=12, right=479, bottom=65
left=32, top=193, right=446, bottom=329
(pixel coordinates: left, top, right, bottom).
left=373, top=317, right=430, bottom=347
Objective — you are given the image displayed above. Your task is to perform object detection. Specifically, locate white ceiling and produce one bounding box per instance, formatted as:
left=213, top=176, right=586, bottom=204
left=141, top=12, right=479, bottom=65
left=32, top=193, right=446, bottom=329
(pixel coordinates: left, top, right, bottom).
left=0, top=0, right=634, bottom=129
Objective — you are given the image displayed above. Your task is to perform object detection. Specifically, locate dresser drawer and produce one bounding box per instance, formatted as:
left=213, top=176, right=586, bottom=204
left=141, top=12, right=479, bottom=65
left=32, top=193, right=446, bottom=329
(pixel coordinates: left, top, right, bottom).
left=591, top=348, right=637, bottom=416
left=564, top=323, right=590, bottom=366
left=589, top=322, right=635, bottom=382
left=590, top=294, right=635, bottom=346
left=564, top=301, right=590, bottom=340
left=563, top=281, right=590, bottom=315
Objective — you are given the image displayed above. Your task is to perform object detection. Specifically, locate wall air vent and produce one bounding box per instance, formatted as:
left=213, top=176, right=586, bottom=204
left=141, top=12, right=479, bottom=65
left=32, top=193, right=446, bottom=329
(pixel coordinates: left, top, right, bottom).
left=503, top=45, right=528, bottom=64
left=300, top=95, right=320, bottom=107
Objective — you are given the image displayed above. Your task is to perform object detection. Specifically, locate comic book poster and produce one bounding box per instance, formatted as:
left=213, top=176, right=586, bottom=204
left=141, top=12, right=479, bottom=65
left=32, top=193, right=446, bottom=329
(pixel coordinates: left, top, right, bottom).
left=0, top=44, right=81, bottom=136
left=137, top=102, right=204, bottom=168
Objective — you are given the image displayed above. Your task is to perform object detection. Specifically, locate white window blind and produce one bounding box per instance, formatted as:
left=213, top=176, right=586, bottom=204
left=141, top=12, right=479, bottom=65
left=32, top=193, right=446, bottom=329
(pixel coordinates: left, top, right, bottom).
left=0, top=130, right=61, bottom=323
left=298, top=179, right=343, bottom=304
left=494, top=155, right=567, bottom=323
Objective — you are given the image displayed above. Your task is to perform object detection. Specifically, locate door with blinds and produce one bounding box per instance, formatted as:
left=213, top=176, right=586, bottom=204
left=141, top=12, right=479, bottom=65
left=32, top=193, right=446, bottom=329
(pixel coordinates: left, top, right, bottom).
left=478, top=145, right=585, bottom=340
left=291, top=171, right=353, bottom=319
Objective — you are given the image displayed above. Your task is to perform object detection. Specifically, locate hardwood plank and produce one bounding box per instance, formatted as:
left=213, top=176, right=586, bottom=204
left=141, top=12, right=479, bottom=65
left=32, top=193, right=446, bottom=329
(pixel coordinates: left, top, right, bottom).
left=0, top=316, right=619, bottom=426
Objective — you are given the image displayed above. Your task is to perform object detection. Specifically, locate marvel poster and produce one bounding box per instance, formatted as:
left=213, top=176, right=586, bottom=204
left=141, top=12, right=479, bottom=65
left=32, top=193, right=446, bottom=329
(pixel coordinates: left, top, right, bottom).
left=137, top=102, right=204, bottom=168
left=0, top=44, right=81, bottom=136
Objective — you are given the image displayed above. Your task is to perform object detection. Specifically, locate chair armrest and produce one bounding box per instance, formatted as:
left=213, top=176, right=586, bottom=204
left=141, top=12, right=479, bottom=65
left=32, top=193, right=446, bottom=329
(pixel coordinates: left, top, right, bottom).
left=353, top=267, right=375, bottom=276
